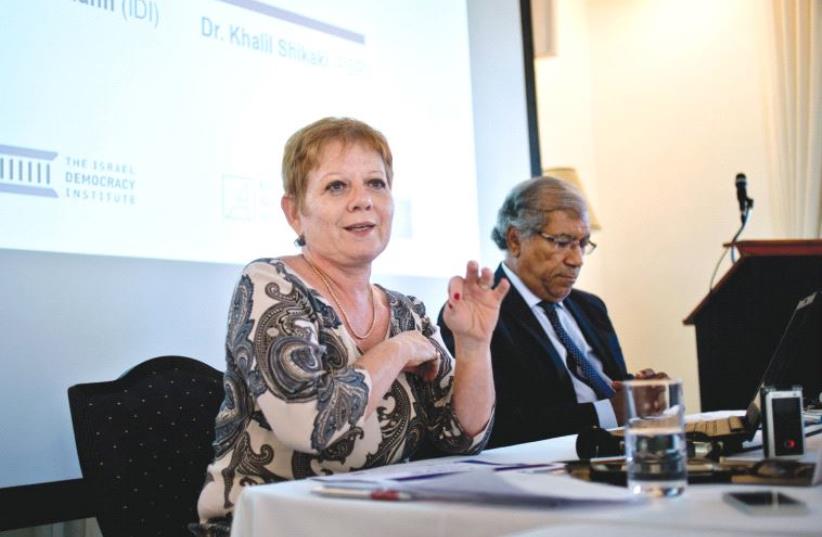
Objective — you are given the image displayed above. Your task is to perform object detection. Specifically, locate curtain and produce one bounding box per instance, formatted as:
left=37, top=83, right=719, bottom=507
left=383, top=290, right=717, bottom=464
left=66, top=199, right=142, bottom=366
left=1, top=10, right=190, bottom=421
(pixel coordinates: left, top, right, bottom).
left=766, top=0, right=822, bottom=237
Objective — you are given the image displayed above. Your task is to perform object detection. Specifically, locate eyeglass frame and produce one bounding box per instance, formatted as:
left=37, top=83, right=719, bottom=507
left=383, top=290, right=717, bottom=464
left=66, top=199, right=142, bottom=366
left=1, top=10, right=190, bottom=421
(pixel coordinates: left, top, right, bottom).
left=537, top=232, right=597, bottom=255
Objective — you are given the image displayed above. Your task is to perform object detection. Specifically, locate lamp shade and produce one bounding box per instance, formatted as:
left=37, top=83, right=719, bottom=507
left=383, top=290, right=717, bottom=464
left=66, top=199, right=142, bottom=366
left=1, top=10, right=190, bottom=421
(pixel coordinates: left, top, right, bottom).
left=531, top=0, right=556, bottom=58
left=543, top=166, right=601, bottom=230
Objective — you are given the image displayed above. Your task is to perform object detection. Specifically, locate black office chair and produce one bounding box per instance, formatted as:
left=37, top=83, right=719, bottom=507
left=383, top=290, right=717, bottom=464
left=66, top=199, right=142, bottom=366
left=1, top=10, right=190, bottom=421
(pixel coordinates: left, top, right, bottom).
left=68, top=355, right=224, bottom=537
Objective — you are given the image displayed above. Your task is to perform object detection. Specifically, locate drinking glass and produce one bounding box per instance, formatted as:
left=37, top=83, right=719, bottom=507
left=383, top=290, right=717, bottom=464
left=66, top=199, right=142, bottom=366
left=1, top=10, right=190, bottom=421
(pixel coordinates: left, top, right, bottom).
left=623, top=378, right=687, bottom=497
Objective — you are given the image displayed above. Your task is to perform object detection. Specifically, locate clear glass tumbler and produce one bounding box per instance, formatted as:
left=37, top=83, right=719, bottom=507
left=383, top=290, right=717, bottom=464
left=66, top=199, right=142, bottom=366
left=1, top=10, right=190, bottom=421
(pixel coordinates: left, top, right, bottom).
left=624, top=378, right=687, bottom=497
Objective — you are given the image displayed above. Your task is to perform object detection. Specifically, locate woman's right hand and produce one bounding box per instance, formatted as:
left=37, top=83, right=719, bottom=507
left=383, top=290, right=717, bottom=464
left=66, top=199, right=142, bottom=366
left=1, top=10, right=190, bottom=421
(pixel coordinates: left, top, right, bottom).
left=392, top=331, right=440, bottom=381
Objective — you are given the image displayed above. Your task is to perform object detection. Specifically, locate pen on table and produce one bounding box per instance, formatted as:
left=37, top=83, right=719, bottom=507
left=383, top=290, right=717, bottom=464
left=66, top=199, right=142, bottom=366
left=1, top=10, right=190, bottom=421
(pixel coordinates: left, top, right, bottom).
left=313, top=486, right=414, bottom=501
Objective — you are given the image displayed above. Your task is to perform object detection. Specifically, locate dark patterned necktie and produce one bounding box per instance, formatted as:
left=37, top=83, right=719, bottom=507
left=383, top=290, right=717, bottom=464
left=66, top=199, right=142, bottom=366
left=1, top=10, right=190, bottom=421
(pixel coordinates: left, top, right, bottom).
left=540, top=301, right=615, bottom=399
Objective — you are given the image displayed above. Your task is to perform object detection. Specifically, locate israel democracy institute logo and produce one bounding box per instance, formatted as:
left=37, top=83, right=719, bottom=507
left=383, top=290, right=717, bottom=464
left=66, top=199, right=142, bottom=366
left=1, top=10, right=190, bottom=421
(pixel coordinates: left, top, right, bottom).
left=0, top=143, right=137, bottom=206
left=0, top=144, right=59, bottom=198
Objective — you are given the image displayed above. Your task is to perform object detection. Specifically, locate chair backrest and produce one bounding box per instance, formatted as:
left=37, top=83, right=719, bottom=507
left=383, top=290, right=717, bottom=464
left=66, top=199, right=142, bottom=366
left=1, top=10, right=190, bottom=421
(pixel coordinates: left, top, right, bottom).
left=68, top=355, right=224, bottom=537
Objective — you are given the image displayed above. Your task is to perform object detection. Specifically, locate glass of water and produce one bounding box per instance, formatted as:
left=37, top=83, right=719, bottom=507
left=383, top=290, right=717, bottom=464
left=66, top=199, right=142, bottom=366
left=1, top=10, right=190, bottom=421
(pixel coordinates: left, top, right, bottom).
left=623, top=378, right=686, bottom=497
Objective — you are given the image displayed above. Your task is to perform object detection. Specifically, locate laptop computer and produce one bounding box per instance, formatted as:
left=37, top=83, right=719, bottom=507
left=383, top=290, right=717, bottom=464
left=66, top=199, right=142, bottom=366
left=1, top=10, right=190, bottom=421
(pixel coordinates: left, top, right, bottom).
left=684, top=290, right=822, bottom=448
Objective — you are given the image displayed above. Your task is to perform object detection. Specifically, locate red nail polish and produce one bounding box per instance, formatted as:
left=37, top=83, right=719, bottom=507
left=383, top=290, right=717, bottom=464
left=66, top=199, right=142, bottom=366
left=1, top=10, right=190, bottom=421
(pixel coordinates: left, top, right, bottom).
left=453, top=292, right=460, bottom=300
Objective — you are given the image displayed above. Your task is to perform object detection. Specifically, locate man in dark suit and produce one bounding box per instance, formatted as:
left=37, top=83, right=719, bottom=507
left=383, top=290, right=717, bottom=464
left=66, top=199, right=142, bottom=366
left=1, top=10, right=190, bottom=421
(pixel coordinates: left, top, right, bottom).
left=439, top=176, right=659, bottom=448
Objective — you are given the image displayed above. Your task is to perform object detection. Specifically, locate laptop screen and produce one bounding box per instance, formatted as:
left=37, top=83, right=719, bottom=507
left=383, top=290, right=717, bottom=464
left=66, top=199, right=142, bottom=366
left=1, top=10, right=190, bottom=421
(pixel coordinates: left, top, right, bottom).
left=742, top=290, right=822, bottom=431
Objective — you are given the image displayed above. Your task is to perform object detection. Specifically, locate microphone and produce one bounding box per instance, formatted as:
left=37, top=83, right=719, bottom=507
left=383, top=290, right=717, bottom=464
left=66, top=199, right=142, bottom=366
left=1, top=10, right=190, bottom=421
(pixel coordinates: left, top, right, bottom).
left=576, top=427, right=623, bottom=459
left=735, top=172, right=753, bottom=224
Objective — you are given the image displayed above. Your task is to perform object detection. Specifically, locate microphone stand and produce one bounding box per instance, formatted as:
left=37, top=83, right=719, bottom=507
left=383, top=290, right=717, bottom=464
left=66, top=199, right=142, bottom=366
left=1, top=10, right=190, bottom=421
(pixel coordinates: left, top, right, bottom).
left=729, top=201, right=753, bottom=263
left=708, top=189, right=753, bottom=291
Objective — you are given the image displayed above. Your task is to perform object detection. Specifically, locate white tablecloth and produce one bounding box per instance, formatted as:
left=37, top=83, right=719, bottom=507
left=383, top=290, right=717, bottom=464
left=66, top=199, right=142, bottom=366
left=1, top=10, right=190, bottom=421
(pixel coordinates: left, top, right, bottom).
left=230, top=426, right=822, bottom=537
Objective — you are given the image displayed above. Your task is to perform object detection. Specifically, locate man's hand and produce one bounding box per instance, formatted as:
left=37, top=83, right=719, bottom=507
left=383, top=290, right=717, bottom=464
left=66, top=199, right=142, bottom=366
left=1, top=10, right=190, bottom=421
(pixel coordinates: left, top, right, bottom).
left=634, top=368, right=668, bottom=380
left=610, top=370, right=669, bottom=425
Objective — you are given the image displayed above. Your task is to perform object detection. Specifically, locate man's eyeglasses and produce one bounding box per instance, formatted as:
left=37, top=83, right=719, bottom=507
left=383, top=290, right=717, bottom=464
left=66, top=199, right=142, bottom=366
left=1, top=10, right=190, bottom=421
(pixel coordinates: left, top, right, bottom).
left=538, top=232, right=597, bottom=255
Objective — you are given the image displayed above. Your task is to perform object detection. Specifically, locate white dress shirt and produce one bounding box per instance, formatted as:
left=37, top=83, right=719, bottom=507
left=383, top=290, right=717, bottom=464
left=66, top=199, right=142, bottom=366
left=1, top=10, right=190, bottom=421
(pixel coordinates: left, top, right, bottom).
left=501, top=263, right=617, bottom=429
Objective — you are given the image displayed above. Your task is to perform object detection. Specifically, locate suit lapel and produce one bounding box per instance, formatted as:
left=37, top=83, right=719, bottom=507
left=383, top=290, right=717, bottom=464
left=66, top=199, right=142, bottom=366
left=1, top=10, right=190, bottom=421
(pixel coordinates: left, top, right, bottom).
left=495, top=265, right=573, bottom=386
left=563, top=295, right=619, bottom=379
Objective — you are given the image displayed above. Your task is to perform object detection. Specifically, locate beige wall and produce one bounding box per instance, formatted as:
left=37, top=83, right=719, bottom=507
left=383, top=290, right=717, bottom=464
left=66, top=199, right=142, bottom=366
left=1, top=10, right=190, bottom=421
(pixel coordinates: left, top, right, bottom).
left=536, top=0, right=778, bottom=411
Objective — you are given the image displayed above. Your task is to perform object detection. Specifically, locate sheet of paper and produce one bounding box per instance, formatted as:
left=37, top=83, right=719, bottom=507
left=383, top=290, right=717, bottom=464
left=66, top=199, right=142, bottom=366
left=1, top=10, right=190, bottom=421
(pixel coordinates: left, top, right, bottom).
left=314, top=464, right=643, bottom=508
left=312, top=458, right=564, bottom=484
left=508, top=523, right=745, bottom=537
left=496, top=471, right=640, bottom=501
left=401, top=468, right=640, bottom=502
left=313, top=468, right=643, bottom=508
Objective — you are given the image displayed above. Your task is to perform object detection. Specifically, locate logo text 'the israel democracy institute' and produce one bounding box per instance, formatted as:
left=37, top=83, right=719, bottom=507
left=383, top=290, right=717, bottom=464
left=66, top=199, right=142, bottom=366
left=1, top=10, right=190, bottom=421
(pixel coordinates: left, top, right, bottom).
left=0, top=144, right=137, bottom=207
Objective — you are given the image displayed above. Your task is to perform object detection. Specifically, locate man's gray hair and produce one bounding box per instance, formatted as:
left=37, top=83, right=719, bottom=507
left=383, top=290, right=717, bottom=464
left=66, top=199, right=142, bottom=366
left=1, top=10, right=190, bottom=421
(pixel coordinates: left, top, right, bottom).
left=491, top=176, right=588, bottom=250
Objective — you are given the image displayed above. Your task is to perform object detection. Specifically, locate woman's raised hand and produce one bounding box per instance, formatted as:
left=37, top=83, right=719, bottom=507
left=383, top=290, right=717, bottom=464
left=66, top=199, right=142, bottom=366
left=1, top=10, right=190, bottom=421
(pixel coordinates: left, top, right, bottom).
left=442, top=261, right=509, bottom=345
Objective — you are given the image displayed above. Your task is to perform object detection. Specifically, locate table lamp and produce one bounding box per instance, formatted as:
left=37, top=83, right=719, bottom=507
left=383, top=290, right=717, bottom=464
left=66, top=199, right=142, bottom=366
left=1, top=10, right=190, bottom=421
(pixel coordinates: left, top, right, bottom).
left=543, top=166, right=601, bottom=231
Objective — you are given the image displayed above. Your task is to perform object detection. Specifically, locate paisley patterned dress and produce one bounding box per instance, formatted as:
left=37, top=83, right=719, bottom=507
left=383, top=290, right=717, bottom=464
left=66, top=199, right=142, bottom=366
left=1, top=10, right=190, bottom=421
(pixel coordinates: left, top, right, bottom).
left=193, top=259, right=492, bottom=535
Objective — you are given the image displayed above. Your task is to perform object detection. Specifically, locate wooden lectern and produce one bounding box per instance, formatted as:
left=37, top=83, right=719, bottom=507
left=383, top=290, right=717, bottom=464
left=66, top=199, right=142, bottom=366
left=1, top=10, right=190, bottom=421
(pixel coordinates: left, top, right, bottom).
left=684, top=240, right=822, bottom=411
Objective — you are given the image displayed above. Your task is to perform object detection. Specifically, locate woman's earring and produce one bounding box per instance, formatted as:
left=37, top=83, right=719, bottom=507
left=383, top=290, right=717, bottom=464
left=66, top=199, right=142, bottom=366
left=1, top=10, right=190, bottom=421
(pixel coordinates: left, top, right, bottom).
left=294, top=234, right=306, bottom=247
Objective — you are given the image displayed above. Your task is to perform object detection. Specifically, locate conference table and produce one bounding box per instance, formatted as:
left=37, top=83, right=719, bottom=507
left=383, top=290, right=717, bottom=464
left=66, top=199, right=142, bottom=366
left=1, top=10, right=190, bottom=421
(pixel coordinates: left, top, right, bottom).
left=230, top=421, right=822, bottom=537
